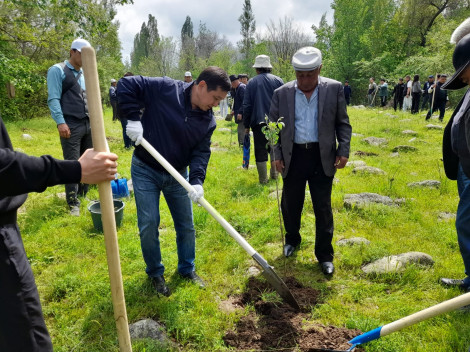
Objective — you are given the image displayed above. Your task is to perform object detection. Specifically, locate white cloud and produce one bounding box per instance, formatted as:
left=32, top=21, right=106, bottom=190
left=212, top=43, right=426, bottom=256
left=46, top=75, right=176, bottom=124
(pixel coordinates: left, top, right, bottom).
left=114, top=0, right=333, bottom=62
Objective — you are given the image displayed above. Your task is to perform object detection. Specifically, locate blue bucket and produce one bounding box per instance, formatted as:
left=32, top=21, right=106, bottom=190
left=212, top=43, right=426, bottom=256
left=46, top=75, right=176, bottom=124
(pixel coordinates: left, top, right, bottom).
left=111, top=178, right=129, bottom=198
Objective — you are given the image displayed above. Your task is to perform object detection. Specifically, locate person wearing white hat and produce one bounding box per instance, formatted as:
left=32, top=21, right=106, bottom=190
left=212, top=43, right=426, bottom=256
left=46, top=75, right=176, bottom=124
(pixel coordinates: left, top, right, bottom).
left=242, top=54, right=284, bottom=183
left=46, top=38, right=92, bottom=216
left=184, top=71, right=192, bottom=83
left=269, top=46, right=351, bottom=275
left=109, top=78, right=118, bottom=121
left=441, top=18, right=470, bottom=294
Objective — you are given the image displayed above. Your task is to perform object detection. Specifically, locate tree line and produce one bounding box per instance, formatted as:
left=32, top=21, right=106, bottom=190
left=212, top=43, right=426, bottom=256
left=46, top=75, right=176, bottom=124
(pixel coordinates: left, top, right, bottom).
left=1, top=0, right=469, bottom=120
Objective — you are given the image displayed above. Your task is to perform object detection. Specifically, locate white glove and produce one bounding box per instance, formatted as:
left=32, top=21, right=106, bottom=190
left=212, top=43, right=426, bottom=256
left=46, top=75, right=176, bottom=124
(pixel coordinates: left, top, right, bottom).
left=188, top=184, right=204, bottom=203
left=126, top=120, right=143, bottom=146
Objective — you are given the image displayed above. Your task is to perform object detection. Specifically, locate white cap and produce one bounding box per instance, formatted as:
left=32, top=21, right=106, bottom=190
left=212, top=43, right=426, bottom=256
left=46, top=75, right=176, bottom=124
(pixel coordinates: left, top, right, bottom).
left=71, top=38, right=91, bottom=52
left=185, top=71, right=192, bottom=77
left=252, top=55, right=272, bottom=68
left=110, top=79, right=116, bottom=83
left=292, top=47, right=322, bottom=71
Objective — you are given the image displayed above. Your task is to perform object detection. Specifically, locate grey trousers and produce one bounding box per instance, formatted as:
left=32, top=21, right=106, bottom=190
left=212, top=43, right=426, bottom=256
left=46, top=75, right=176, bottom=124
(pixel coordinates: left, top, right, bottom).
left=60, top=117, right=93, bottom=207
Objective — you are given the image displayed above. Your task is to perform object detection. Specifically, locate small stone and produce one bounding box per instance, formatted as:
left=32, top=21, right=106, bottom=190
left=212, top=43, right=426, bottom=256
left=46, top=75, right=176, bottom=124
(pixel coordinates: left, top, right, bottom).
left=247, top=266, right=261, bottom=277
left=392, top=145, right=418, bottom=152
left=352, top=133, right=364, bottom=137
left=362, top=137, right=388, bottom=147
left=354, top=105, right=366, bottom=109
left=354, top=150, right=379, bottom=157
left=218, top=128, right=231, bottom=132
left=407, top=180, right=440, bottom=189
left=344, top=193, right=402, bottom=208
left=336, top=237, right=371, bottom=246
left=390, top=152, right=399, bottom=158
left=346, top=160, right=366, bottom=167
left=402, top=130, right=417, bottom=135
left=438, top=212, right=456, bottom=221
left=426, top=124, right=443, bottom=130
left=129, top=319, right=171, bottom=345
left=408, top=137, right=416, bottom=142
left=352, top=166, right=386, bottom=175
left=22, top=134, right=32, bottom=140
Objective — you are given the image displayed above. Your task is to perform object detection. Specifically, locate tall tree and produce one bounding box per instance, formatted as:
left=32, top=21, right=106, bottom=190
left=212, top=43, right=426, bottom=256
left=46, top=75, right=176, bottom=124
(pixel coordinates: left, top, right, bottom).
left=131, top=14, right=159, bottom=71
left=180, top=15, right=195, bottom=71
left=238, top=0, right=256, bottom=61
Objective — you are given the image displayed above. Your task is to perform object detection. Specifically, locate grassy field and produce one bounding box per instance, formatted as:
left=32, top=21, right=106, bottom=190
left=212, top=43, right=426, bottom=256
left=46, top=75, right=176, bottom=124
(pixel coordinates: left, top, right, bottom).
left=4, top=105, right=470, bottom=352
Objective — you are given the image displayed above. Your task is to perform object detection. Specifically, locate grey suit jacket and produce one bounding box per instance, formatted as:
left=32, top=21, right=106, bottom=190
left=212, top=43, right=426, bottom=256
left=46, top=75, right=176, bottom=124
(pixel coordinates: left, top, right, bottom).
left=269, top=77, right=352, bottom=178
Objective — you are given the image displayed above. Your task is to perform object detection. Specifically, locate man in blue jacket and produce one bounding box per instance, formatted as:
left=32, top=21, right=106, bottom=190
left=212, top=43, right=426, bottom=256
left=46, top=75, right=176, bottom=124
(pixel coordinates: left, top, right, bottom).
left=117, top=67, right=230, bottom=296
left=242, top=55, right=284, bottom=183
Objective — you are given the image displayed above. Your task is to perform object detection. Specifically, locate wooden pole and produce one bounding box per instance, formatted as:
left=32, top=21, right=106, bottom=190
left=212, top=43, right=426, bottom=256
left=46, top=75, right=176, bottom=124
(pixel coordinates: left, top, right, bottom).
left=81, top=46, right=132, bottom=352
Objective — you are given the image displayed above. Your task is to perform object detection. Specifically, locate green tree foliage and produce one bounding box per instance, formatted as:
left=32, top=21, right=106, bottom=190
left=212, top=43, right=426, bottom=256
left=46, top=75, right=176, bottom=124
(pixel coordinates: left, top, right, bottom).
left=130, top=14, right=159, bottom=72
left=180, top=15, right=196, bottom=72
left=0, top=0, right=130, bottom=120
left=238, top=0, right=256, bottom=61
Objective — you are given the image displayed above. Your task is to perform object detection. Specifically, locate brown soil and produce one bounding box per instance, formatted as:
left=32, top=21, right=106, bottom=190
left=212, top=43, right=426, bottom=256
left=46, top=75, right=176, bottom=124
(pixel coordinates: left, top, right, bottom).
left=223, top=277, right=364, bottom=352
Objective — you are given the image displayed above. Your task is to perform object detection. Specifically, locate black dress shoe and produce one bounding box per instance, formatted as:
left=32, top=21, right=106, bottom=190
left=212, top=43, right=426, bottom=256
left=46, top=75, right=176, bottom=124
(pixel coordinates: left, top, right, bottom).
left=151, top=275, right=171, bottom=297
left=181, top=271, right=206, bottom=288
left=283, top=244, right=297, bottom=257
left=320, top=262, right=334, bottom=275
left=440, top=278, right=466, bottom=290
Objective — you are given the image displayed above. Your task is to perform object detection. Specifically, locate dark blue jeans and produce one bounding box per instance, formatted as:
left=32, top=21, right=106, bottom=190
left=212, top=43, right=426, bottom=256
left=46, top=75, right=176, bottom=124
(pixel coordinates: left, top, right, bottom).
left=131, top=155, right=195, bottom=278
left=457, top=164, right=470, bottom=289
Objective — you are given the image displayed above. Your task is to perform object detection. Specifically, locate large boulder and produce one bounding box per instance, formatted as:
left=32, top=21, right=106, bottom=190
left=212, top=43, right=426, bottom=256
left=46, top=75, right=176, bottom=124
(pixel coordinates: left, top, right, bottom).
left=362, top=252, right=434, bottom=274
left=407, top=180, right=441, bottom=189
left=129, top=319, right=172, bottom=346
left=344, top=193, right=404, bottom=208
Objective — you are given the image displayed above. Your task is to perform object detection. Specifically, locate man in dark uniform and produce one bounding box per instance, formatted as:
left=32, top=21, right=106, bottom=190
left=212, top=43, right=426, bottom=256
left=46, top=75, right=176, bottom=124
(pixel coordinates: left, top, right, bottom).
left=230, top=74, right=247, bottom=146
left=421, top=75, right=435, bottom=111
left=0, top=117, right=117, bottom=351
left=440, top=18, right=470, bottom=294
left=392, top=78, right=405, bottom=111
left=425, top=74, right=448, bottom=121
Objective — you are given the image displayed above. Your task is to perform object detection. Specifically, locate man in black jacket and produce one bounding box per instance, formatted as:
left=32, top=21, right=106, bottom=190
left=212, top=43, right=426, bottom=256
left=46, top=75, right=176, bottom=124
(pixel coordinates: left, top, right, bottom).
left=230, top=74, right=246, bottom=146
left=0, top=117, right=117, bottom=352
left=425, top=74, right=448, bottom=121
left=392, top=78, right=405, bottom=111
left=440, top=18, right=470, bottom=293
left=421, top=75, right=435, bottom=111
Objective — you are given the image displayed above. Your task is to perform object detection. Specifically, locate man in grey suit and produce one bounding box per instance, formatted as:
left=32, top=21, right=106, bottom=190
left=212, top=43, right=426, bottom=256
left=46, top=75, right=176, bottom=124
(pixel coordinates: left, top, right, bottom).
left=269, top=46, right=352, bottom=275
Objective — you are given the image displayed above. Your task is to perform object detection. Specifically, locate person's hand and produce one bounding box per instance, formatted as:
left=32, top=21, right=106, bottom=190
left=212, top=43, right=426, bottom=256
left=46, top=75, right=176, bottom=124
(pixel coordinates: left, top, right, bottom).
left=126, top=120, right=143, bottom=145
left=334, top=156, right=348, bottom=169
left=79, top=149, right=118, bottom=184
left=57, top=123, right=71, bottom=138
left=272, top=160, right=285, bottom=173
left=237, top=114, right=242, bottom=121
left=188, top=184, right=204, bottom=203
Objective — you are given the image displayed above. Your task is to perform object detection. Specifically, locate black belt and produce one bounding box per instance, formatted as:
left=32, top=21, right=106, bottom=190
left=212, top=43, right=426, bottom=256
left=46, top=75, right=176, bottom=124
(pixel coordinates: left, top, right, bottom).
left=294, top=142, right=318, bottom=150
left=0, top=210, right=17, bottom=226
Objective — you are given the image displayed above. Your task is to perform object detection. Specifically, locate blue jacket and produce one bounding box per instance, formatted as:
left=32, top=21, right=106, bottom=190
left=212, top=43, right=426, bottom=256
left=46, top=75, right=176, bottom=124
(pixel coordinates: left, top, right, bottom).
left=117, top=76, right=216, bottom=185
left=242, top=73, right=284, bottom=128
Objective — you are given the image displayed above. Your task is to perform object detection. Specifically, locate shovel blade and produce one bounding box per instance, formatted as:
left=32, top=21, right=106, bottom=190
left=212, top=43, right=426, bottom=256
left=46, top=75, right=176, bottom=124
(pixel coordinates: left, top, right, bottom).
left=252, top=253, right=300, bottom=310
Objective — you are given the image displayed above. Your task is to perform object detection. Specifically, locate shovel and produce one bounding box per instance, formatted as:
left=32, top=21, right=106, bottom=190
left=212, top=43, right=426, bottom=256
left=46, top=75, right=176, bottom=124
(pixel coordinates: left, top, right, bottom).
left=344, top=291, right=470, bottom=351
left=139, top=138, right=300, bottom=310
left=82, top=47, right=132, bottom=352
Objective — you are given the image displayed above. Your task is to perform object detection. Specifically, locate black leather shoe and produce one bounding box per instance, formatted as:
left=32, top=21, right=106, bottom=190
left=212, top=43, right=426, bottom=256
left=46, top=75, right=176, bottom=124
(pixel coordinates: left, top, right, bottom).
left=151, top=275, right=171, bottom=297
left=440, top=278, right=466, bottom=290
left=181, top=271, right=206, bottom=288
left=283, top=244, right=297, bottom=257
left=320, top=262, right=335, bottom=275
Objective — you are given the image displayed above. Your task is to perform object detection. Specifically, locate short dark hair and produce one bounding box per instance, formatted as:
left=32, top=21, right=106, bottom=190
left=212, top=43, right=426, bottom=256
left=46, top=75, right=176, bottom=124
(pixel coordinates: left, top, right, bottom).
left=196, top=66, right=231, bottom=92
left=256, top=68, right=272, bottom=74
left=124, top=72, right=134, bottom=77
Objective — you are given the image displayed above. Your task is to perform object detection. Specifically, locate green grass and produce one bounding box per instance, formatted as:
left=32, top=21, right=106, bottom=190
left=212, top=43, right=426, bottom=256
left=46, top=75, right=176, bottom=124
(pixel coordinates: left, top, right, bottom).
left=5, top=106, right=470, bottom=352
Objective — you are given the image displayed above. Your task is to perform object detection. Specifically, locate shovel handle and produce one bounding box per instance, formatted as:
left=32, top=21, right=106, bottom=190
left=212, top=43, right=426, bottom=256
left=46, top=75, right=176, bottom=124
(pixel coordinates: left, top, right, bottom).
left=140, top=138, right=256, bottom=256
left=81, top=47, right=132, bottom=352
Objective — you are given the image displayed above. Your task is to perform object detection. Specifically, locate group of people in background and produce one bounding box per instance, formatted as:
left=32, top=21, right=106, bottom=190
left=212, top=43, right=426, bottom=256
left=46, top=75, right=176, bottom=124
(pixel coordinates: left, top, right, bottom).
left=342, top=74, right=450, bottom=121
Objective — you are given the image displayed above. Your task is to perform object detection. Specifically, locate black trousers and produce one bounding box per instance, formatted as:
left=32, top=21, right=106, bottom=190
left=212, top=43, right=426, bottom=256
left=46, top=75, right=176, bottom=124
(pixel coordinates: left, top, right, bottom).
left=281, top=144, right=334, bottom=262
left=0, top=222, right=53, bottom=352
left=111, top=100, right=118, bottom=121
left=411, top=92, right=421, bottom=114
left=421, top=94, right=430, bottom=111
left=251, top=124, right=270, bottom=163
left=393, top=97, right=403, bottom=111
left=426, top=100, right=446, bottom=120
left=60, top=117, right=93, bottom=207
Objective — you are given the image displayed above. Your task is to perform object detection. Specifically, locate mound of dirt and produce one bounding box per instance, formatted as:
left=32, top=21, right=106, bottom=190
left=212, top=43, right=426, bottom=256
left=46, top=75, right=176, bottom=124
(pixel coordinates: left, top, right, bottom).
left=223, top=277, right=364, bottom=352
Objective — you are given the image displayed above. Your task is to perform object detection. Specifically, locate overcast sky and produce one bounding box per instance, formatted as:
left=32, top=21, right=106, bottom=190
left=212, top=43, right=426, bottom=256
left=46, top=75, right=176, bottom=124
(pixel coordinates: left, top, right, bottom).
left=115, top=0, right=334, bottom=62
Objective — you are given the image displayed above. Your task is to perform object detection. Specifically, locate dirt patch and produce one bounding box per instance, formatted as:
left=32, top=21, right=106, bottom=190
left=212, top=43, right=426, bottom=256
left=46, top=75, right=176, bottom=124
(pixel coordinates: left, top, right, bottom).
left=223, top=277, right=364, bottom=352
